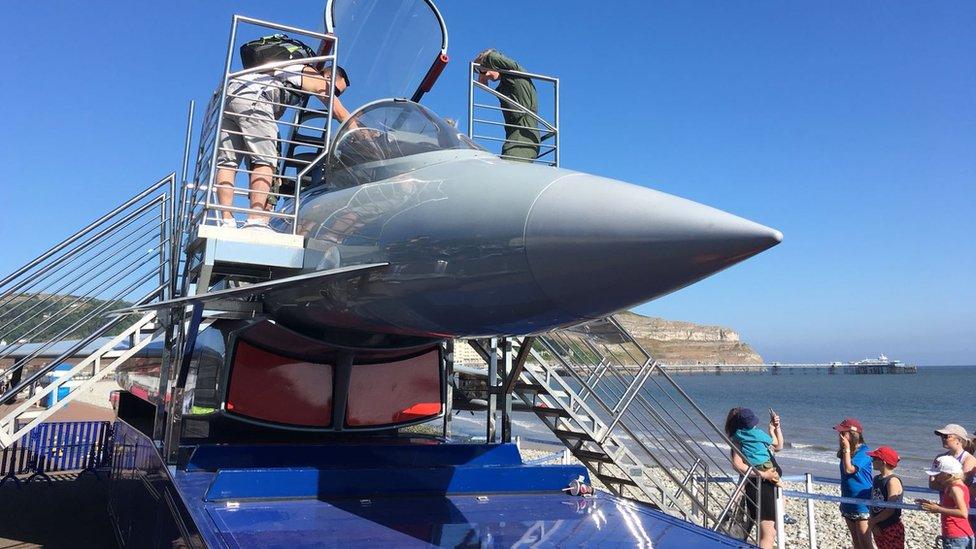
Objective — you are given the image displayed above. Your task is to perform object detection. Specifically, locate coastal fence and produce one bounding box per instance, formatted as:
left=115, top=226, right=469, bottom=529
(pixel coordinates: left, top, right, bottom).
left=716, top=473, right=970, bottom=549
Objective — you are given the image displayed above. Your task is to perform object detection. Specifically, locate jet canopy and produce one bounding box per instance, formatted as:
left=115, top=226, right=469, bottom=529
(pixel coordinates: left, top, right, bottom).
left=327, top=99, right=481, bottom=188
left=325, top=0, right=448, bottom=107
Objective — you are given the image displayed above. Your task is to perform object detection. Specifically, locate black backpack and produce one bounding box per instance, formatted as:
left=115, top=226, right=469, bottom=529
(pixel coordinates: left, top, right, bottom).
left=240, top=34, right=316, bottom=69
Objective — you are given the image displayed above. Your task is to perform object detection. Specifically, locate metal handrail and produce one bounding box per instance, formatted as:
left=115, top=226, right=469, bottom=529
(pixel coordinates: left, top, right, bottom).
left=184, top=15, right=340, bottom=238
left=468, top=62, right=560, bottom=167
left=520, top=316, right=762, bottom=541
left=0, top=205, right=168, bottom=354
left=0, top=175, right=173, bottom=298
left=0, top=172, right=174, bottom=411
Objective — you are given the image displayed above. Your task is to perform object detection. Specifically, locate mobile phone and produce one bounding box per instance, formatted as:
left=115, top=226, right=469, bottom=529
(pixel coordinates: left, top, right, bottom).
left=769, top=408, right=778, bottom=418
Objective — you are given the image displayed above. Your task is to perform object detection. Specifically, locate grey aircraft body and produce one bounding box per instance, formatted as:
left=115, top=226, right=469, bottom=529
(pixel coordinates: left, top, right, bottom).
left=250, top=100, right=783, bottom=348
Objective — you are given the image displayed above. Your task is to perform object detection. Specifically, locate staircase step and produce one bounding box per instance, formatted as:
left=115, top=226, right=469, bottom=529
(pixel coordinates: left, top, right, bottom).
left=530, top=406, right=571, bottom=418
left=595, top=473, right=640, bottom=487
left=515, top=382, right=566, bottom=397
left=574, top=449, right=616, bottom=464
left=552, top=429, right=595, bottom=442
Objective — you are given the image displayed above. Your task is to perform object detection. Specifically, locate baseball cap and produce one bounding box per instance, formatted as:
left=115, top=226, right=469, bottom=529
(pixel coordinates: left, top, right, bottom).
left=734, top=408, right=759, bottom=430
left=934, top=424, right=969, bottom=439
left=833, top=418, right=863, bottom=433
left=926, top=455, right=963, bottom=476
left=867, top=446, right=900, bottom=467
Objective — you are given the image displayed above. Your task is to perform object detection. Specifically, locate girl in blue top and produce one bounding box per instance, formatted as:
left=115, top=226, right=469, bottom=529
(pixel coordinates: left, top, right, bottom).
left=835, top=417, right=873, bottom=549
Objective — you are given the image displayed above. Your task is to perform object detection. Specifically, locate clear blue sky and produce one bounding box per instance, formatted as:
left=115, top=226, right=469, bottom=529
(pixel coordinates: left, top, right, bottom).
left=1, top=1, right=973, bottom=364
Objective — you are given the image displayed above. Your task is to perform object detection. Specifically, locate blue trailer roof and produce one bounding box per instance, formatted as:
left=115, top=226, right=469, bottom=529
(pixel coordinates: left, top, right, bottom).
left=167, top=443, right=750, bottom=548
left=203, top=492, right=746, bottom=548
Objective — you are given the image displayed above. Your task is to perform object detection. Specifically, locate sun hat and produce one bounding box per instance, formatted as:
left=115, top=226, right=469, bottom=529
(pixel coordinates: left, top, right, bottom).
left=934, top=424, right=969, bottom=439
left=733, top=408, right=759, bottom=430
left=867, top=446, right=900, bottom=467
left=833, top=418, right=863, bottom=433
left=925, top=455, right=964, bottom=476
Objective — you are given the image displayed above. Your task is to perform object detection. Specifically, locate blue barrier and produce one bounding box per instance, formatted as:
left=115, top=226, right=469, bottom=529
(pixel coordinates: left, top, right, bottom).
left=0, top=421, right=113, bottom=485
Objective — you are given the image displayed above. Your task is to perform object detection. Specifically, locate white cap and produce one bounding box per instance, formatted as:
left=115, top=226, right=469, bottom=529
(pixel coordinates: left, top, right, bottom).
left=925, top=455, right=963, bottom=476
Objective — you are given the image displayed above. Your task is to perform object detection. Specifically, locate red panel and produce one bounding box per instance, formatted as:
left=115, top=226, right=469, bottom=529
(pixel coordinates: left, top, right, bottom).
left=346, top=350, right=441, bottom=427
left=226, top=341, right=333, bottom=427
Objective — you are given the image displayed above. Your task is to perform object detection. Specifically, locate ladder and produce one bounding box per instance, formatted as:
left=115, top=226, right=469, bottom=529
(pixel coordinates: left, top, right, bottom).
left=0, top=176, right=176, bottom=448
left=465, top=317, right=760, bottom=541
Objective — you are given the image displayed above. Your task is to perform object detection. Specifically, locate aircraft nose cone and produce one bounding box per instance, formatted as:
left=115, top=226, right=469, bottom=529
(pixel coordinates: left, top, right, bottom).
left=524, top=174, right=782, bottom=320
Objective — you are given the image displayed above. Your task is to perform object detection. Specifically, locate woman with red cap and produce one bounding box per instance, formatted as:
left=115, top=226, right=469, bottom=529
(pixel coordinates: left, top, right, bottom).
left=835, top=417, right=873, bottom=549
left=868, top=446, right=904, bottom=549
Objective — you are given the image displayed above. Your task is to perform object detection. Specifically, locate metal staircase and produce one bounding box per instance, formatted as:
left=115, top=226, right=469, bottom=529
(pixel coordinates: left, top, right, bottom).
left=463, top=317, right=761, bottom=542
left=0, top=176, right=176, bottom=447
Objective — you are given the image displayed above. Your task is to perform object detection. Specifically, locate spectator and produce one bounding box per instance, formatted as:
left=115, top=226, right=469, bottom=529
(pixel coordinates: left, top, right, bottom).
left=215, top=56, right=352, bottom=230
left=473, top=49, right=540, bottom=162
left=868, top=446, right=905, bottom=549
left=726, top=407, right=784, bottom=549
left=835, top=417, right=873, bottom=549
left=731, top=408, right=783, bottom=482
left=932, top=424, right=976, bottom=533
left=919, top=456, right=974, bottom=549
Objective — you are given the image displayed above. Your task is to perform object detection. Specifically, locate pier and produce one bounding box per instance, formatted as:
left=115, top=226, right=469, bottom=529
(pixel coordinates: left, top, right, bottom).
left=658, top=362, right=917, bottom=376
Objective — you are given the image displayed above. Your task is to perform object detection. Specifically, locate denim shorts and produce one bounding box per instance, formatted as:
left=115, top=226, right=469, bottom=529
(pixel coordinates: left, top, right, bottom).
left=942, top=536, right=975, bottom=549
left=841, top=510, right=870, bottom=521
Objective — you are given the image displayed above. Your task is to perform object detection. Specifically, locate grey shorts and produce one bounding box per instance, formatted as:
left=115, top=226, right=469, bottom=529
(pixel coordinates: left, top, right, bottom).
left=216, top=95, right=278, bottom=169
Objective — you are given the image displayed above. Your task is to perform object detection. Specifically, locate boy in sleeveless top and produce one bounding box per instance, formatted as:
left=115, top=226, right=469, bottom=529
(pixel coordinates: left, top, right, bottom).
left=868, top=446, right=904, bottom=549
left=920, top=455, right=974, bottom=549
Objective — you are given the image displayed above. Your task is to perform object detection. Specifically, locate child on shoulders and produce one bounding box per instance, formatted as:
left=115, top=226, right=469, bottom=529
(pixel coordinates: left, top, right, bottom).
left=731, top=408, right=783, bottom=483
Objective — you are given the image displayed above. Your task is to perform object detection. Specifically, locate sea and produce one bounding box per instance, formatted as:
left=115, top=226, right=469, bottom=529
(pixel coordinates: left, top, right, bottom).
left=451, top=365, right=976, bottom=485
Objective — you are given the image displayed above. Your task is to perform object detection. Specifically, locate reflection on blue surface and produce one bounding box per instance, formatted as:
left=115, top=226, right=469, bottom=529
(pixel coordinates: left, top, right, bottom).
left=111, top=422, right=750, bottom=548
left=206, top=493, right=746, bottom=548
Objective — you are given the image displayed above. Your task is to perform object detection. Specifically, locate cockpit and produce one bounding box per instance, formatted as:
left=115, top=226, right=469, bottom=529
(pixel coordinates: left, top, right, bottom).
left=326, top=100, right=483, bottom=189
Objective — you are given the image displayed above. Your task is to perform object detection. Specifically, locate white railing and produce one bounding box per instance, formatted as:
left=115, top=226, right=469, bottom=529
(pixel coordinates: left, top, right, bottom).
left=703, top=472, right=968, bottom=549
left=182, top=16, right=340, bottom=238
left=0, top=313, right=160, bottom=447
left=468, top=63, right=559, bottom=166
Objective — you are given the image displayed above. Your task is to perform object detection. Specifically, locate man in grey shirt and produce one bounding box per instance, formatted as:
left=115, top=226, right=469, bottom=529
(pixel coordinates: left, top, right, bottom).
left=215, top=64, right=352, bottom=230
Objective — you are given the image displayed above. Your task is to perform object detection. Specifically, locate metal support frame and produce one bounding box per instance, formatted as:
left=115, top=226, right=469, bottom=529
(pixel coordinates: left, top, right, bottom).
left=500, top=338, right=513, bottom=443
left=442, top=339, right=454, bottom=438
left=485, top=337, right=498, bottom=443
left=162, top=302, right=204, bottom=463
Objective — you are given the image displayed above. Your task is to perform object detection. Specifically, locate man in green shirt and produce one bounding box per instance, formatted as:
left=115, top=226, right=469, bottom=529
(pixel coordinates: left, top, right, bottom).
left=474, top=49, right=539, bottom=162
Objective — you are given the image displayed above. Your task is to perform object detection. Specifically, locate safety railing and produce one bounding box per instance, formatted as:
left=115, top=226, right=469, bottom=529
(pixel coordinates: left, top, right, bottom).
left=528, top=316, right=763, bottom=540
left=457, top=317, right=763, bottom=543
left=182, top=16, right=340, bottom=239
left=0, top=175, right=175, bottom=415
left=767, top=473, right=969, bottom=549
left=468, top=62, right=559, bottom=166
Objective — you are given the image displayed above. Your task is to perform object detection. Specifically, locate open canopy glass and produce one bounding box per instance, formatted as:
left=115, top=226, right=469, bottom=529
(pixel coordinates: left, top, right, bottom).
left=325, top=0, right=448, bottom=110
